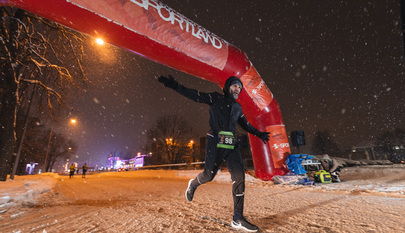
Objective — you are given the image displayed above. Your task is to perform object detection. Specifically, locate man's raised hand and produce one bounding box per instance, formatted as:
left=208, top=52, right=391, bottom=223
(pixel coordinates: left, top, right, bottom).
left=158, top=75, right=178, bottom=89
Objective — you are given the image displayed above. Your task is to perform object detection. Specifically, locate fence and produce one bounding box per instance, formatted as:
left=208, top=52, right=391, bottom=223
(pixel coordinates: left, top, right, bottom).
left=138, top=161, right=205, bottom=170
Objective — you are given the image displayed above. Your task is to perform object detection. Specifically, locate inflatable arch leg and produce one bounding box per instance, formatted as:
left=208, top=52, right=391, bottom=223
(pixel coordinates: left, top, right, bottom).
left=1, top=0, right=290, bottom=180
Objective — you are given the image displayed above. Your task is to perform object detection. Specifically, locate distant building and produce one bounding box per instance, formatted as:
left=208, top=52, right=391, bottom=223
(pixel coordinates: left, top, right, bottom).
left=122, top=154, right=152, bottom=170
left=107, top=156, right=122, bottom=169
left=350, top=141, right=405, bottom=162
left=350, top=141, right=379, bottom=160
left=109, top=153, right=153, bottom=170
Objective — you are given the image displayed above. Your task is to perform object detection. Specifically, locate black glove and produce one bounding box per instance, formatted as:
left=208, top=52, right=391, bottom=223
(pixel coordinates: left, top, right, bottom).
left=158, top=75, right=178, bottom=90
left=257, top=132, right=270, bottom=144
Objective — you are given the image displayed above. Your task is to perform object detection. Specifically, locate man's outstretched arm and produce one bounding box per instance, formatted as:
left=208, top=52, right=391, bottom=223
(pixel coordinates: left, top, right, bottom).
left=238, top=114, right=270, bottom=144
left=158, top=75, right=214, bottom=104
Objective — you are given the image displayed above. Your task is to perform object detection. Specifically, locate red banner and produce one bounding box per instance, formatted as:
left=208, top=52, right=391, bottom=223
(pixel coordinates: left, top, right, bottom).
left=240, top=65, right=273, bottom=110
left=68, top=0, right=229, bottom=70
left=266, top=125, right=290, bottom=169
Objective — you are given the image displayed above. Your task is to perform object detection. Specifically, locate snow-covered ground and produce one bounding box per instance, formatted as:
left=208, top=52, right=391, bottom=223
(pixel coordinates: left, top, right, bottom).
left=2, top=165, right=405, bottom=207
left=1, top=165, right=405, bottom=232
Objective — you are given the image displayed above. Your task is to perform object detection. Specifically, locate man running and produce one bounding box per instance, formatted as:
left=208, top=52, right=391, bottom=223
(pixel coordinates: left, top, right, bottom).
left=69, top=163, right=75, bottom=179
left=158, top=75, right=269, bottom=232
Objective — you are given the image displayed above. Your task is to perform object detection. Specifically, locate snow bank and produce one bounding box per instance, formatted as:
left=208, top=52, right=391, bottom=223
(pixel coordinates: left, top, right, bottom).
left=0, top=173, right=58, bottom=209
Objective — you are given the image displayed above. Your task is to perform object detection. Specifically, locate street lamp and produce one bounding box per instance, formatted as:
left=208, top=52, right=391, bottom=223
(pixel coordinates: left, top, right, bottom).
left=95, top=38, right=104, bottom=45
left=166, top=138, right=173, bottom=145
left=189, top=139, right=195, bottom=162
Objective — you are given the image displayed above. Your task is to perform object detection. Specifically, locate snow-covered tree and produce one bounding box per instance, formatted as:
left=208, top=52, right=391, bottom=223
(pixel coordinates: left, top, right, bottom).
left=0, top=7, right=88, bottom=181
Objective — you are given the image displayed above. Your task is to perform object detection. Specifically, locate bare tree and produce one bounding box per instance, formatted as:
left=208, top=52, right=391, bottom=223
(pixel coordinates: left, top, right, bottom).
left=0, top=7, right=88, bottom=181
left=14, top=116, right=45, bottom=174
left=45, top=132, right=77, bottom=172
left=376, top=128, right=405, bottom=161
left=147, top=114, right=193, bottom=164
left=14, top=114, right=77, bottom=174
left=311, top=130, right=340, bottom=155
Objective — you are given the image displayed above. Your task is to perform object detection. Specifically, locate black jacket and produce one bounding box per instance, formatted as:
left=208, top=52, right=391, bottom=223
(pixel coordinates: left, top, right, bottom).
left=173, top=76, right=261, bottom=137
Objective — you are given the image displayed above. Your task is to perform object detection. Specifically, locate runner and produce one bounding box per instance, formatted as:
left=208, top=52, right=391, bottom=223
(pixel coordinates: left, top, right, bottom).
left=158, top=75, right=270, bottom=232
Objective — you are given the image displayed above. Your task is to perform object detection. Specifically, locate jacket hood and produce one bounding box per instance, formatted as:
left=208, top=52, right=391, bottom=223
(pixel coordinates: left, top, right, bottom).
left=223, top=76, right=243, bottom=96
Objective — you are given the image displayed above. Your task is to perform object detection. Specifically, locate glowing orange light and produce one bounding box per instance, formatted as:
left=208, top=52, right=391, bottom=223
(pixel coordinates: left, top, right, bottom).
left=96, top=38, right=104, bottom=45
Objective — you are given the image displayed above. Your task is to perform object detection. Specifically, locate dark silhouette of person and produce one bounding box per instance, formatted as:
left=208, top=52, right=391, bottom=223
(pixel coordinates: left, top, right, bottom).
left=69, top=163, right=75, bottom=179
left=82, top=163, right=88, bottom=178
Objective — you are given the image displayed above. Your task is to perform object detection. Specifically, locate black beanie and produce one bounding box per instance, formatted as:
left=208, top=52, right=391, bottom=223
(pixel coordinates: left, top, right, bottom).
left=230, top=79, right=243, bottom=88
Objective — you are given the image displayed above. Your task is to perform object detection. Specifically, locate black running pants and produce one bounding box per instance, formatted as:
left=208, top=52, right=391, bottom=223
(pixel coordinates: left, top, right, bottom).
left=191, top=135, right=245, bottom=214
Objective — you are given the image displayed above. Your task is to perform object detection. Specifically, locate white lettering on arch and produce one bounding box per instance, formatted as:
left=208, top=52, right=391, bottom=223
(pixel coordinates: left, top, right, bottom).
left=130, top=0, right=223, bottom=49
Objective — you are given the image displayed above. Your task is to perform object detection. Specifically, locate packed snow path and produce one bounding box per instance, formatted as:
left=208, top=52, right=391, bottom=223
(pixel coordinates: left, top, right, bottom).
left=1, top=168, right=405, bottom=232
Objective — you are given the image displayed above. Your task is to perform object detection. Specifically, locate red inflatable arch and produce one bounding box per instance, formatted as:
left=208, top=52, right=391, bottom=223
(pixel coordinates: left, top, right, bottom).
left=1, top=0, right=290, bottom=180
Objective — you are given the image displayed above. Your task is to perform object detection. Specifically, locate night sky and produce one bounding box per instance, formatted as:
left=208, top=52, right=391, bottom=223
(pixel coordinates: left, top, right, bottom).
left=63, top=0, right=405, bottom=167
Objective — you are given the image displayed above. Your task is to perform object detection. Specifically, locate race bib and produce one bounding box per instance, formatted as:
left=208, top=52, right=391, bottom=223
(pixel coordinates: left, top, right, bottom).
left=217, top=131, right=236, bottom=149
